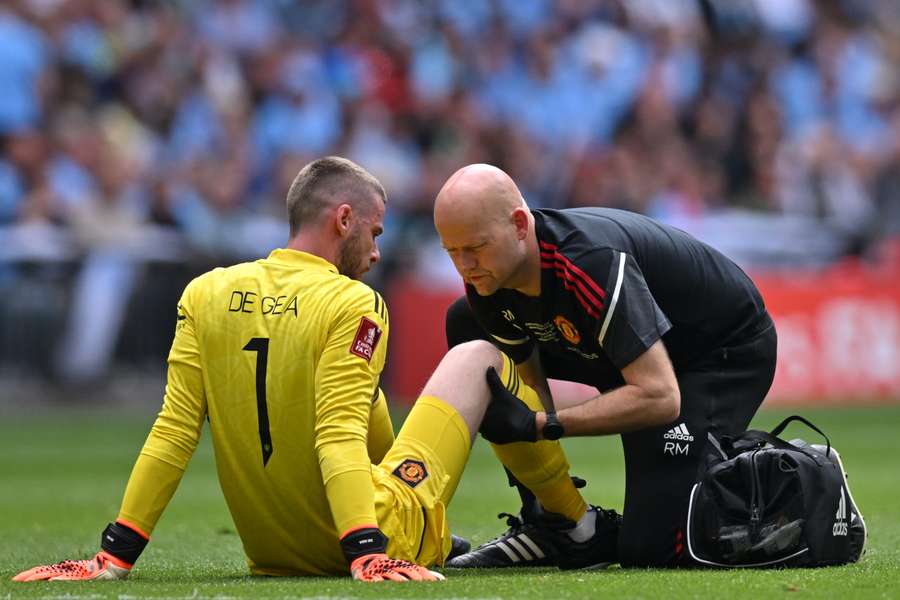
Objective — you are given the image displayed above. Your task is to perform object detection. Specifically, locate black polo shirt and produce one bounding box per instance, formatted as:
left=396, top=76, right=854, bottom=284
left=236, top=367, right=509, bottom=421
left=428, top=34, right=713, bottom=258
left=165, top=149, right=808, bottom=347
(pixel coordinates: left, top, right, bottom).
left=466, top=208, right=768, bottom=388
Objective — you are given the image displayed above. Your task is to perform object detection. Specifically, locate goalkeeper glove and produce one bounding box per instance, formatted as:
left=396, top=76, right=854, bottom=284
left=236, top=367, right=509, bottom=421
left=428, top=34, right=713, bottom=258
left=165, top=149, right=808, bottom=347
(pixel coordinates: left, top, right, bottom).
left=341, top=526, right=444, bottom=582
left=13, top=521, right=148, bottom=582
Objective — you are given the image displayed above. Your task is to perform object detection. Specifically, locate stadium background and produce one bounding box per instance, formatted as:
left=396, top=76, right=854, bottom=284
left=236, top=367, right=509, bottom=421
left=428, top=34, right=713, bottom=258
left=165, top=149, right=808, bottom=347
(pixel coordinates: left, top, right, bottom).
left=1, top=1, right=899, bottom=598
left=1, top=0, right=898, bottom=405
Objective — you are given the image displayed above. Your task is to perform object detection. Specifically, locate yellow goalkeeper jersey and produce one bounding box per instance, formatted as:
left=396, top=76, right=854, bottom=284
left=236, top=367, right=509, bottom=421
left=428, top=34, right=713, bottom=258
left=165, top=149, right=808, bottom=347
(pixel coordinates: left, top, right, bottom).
left=116, top=248, right=393, bottom=575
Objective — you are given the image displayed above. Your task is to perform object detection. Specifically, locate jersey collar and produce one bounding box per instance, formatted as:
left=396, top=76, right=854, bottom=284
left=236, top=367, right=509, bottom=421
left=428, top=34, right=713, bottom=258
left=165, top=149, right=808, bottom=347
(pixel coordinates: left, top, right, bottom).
left=266, top=248, right=339, bottom=273
left=533, top=212, right=557, bottom=300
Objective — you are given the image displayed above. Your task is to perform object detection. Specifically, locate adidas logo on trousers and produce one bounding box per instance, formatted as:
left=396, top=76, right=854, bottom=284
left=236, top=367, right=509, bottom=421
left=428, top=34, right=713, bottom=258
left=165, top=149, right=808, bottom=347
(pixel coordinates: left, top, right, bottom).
left=664, top=423, right=694, bottom=442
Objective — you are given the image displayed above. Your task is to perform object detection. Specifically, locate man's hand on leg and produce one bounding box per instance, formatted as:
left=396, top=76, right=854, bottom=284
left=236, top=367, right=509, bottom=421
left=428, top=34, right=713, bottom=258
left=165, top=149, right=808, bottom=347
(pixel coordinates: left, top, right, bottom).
left=480, top=367, right=538, bottom=444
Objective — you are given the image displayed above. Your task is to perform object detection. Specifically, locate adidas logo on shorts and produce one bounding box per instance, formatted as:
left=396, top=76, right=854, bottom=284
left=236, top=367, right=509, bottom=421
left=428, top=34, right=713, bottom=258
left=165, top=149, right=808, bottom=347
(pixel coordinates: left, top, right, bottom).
left=664, top=423, right=694, bottom=442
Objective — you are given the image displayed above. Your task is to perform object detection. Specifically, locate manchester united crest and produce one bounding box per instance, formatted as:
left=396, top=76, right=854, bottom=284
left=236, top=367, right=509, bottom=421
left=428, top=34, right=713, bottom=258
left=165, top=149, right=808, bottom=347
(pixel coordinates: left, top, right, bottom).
left=393, top=459, right=428, bottom=488
left=554, top=315, right=581, bottom=345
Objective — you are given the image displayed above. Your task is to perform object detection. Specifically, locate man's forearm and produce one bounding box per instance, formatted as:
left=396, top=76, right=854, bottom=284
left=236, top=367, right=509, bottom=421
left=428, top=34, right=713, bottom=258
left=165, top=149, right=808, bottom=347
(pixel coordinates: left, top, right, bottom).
left=535, top=340, right=680, bottom=438
left=536, top=383, right=676, bottom=437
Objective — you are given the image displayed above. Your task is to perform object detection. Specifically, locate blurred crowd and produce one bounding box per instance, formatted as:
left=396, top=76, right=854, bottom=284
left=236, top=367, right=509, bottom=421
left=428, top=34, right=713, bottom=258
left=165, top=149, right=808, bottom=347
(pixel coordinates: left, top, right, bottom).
left=2, top=0, right=900, bottom=381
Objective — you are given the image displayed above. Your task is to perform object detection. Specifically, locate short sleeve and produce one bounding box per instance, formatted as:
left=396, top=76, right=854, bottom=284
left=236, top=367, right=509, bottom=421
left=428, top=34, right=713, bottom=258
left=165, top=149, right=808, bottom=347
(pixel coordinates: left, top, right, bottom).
left=594, top=251, right=671, bottom=369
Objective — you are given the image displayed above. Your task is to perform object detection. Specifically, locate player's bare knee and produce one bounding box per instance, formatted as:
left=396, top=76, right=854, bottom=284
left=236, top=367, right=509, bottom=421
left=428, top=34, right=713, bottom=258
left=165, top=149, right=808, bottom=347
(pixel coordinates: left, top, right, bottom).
left=424, top=341, right=498, bottom=397
left=422, top=340, right=502, bottom=439
left=443, top=340, right=503, bottom=373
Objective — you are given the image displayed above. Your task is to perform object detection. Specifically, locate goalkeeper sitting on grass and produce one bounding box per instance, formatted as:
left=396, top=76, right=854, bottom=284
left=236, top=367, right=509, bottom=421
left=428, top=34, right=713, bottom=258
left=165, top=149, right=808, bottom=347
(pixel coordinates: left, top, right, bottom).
left=14, top=157, right=611, bottom=583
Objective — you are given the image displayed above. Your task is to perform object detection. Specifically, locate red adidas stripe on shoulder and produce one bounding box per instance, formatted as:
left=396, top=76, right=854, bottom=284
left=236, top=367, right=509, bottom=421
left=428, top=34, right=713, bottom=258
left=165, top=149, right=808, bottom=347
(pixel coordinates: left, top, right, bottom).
left=539, top=241, right=607, bottom=301
left=539, top=243, right=608, bottom=318
left=540, top=259, right=602, bottom=318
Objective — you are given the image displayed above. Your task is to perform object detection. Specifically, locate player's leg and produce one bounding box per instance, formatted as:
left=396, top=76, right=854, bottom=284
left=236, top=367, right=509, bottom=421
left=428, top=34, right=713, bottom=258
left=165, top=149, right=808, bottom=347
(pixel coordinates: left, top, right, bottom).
left=371, top=340, right=497, bottom=566
left=377, top=340, right=602, bottom=567
left=618, top=322, right=777, bottom=567
left=430, top=326, right=593, bottom=517
left=445, top=294, right=596, bottom=469
left=482, top=354, right=619, bottom=569
left=385, top=338, right=587, bottom=514
left=431, top=346, right=615, bottom=569
left=445, top=298, right=620, bottom=568
left=446, top=297, right=586, bottom=507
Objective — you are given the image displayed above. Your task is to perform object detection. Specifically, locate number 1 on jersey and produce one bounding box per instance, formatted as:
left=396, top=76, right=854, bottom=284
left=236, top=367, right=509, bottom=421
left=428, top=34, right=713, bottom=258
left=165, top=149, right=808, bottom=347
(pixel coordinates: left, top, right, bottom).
left=243, top=337, right=273, bottom=466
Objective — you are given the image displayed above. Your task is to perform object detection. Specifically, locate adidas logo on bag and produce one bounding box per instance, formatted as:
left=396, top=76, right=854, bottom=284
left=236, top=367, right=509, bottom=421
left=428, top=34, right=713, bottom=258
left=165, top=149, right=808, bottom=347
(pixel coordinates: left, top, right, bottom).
left=664, top=423, right=694, bottom=442
left=833, top=487, right=848, bottom=536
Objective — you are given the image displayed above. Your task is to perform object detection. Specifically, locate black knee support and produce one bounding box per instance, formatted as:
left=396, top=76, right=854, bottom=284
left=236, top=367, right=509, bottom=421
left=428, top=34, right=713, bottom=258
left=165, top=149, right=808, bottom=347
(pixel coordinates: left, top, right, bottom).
left=445, top=296, right=490, bottom=349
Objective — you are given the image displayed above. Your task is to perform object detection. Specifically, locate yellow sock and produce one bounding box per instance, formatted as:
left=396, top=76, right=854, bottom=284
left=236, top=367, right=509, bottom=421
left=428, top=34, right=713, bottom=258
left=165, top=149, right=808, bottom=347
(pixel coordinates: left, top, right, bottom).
left=489, top=355, right=587, bottom=522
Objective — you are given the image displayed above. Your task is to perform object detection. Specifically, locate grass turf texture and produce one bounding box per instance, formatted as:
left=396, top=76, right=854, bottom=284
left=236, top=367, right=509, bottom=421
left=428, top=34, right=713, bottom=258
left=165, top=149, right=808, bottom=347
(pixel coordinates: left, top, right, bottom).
left=0, top=405, right=897, bottom=599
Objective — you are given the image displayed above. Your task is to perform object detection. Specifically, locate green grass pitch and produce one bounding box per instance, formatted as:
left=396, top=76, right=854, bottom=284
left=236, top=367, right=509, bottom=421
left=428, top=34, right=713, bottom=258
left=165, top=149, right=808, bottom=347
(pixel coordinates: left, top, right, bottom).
left=0, top=404, right=898, bottom=599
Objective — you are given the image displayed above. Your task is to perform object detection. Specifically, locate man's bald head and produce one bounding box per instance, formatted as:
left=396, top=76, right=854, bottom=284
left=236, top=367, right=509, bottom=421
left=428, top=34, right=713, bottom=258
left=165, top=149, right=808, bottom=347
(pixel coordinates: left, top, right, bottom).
left=434, top=164, right=538, bottom=296
left=434, top=164, right=526, bottom=228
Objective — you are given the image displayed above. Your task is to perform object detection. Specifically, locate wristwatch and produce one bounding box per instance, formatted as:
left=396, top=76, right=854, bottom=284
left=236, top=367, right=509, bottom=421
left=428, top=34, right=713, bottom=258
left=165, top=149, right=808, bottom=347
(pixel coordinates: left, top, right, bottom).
left=542, top=410, right=565, bottom=441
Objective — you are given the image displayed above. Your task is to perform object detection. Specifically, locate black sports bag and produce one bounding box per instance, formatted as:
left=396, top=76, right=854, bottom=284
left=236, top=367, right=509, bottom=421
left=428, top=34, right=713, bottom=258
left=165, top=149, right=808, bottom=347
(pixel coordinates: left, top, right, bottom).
left=686, top=415, right=867, bottom=567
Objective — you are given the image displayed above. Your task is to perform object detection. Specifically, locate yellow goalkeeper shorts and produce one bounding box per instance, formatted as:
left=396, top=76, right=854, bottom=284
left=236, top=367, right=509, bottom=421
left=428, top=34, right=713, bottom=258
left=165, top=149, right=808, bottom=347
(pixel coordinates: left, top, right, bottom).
left=372, top=394, right=470, bottom=566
